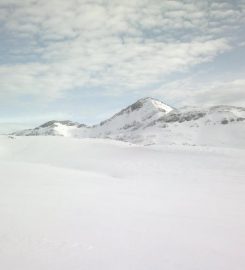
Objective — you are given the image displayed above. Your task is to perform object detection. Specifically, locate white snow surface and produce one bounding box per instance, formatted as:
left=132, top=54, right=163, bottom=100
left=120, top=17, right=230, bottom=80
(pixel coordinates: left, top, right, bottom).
left=0, top=136, right=245, bottom=270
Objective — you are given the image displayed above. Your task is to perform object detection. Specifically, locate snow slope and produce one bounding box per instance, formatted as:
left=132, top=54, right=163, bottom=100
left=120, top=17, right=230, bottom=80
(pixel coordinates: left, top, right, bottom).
left=14, top=120, right=88, bottom=137
left=92, top=97, right=173, bottom=132
left=0, top=136, right=245, bottom=270
left=120, top=105, right=245, bottom=147
left=90, top=103, right=245, bottom=148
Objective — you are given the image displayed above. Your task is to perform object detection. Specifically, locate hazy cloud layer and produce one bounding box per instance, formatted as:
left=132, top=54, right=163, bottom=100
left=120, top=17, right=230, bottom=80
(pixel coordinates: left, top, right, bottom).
left=153, top=78, right=245, bottom=107
left=0, top=0, right=244, bottom=110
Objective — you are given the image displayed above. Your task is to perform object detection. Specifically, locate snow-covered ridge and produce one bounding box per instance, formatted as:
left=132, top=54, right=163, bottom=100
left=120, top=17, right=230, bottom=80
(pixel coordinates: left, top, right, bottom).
left=13, top=97, right=174, bottom=137
left=155, top=105, right=245, bottom=125
left=92, top=97, right=173, bottom=132
left=38, top=120, right=81, bottom=128
left=11, top=98, right=245, bottom=148
left=15, top=120, right=86, bottom=137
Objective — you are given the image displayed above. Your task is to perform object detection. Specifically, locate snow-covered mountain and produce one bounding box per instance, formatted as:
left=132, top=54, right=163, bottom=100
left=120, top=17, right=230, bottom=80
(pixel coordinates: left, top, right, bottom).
left=90, top=97, right=173, bottom=137
left=125, top=105, right=245, bottom=147
left=13, top=120, right=87, bottom=137
left=13, top=97, right=173, bottom=138
left=11, top=98, right=245, bottom=148
left=157, top=105, right=245, bottom=125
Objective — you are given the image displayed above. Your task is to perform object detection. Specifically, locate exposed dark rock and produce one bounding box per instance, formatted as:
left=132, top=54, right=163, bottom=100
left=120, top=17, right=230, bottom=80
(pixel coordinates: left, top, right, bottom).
left=221, top=119, right=229, bottom=125
left=130, top=100, right=144, bottom=111
left=39, top=120, right=79, bottom=128
left=237, top=117, right=245, bottom=122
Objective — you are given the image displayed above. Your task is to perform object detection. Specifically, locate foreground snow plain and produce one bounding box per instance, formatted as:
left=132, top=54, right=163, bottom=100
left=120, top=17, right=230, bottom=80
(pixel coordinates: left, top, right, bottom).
left=0, top=136, right=245, bottom=270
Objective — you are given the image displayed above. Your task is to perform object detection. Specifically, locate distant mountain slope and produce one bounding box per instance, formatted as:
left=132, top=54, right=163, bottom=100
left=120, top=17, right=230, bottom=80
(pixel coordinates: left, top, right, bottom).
left=13, top=120, right=88, bottom=137
left=12, top=97, right=173, bottom=138
left=122, top=105, right=245, bottom=147
left=11, top=98, right=245, bottom=148
left=91, top=97, right=174, bottom=136
left=156, top=105, right=245, bottom=125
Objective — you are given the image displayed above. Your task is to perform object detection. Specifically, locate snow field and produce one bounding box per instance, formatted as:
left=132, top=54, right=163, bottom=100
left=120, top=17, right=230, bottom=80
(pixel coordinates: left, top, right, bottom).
left=0, top=136, right=245, bottom=270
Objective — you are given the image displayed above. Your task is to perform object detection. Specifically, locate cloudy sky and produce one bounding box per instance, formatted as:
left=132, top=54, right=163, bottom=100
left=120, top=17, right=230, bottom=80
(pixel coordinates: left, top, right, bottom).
left=0, top=0, right=245, bottom=130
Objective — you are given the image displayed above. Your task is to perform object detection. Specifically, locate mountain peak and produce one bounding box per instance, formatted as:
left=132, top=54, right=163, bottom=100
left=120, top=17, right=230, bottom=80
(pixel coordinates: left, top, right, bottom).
left=10, top=98, right=245, bottom=148
left=138, top=97, right=158, bottom=102
left=97, top=97, right=173, bottom=129
left=120, top=97, right=173, bottom=114
left=135, top=97, right=173, bottom=113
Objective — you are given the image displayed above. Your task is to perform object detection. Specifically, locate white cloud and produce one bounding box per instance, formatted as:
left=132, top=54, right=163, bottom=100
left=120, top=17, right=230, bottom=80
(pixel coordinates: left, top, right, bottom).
left=153, top=78, right=245, bottom=107
left=0, top=0, right=244, bottom=102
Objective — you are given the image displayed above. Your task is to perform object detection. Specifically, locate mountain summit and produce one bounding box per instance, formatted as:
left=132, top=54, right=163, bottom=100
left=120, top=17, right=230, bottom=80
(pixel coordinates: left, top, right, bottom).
left=94, top=97, right=174, bottom=131
left=119, top=97, right=173, bottom=114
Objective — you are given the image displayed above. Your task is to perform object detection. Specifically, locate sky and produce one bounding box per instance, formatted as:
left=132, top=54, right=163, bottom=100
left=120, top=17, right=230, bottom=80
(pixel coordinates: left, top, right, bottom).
left=0, top=0, right=245, bottom=131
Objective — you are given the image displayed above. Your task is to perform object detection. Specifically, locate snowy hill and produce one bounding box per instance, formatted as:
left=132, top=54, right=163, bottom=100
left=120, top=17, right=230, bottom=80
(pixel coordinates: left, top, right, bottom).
left=157, top=105, right=245, bottom=125
left=11, top=98, right=245, bottom=148
left=12, top=97, right=174, bottom=138
left=13, top=120, right=88, bottom=137
left=123, top=105, right=245, bottom=147
left=90, top=97, right=173, bottom=137
left=90, top=102, right=245, bottom=147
